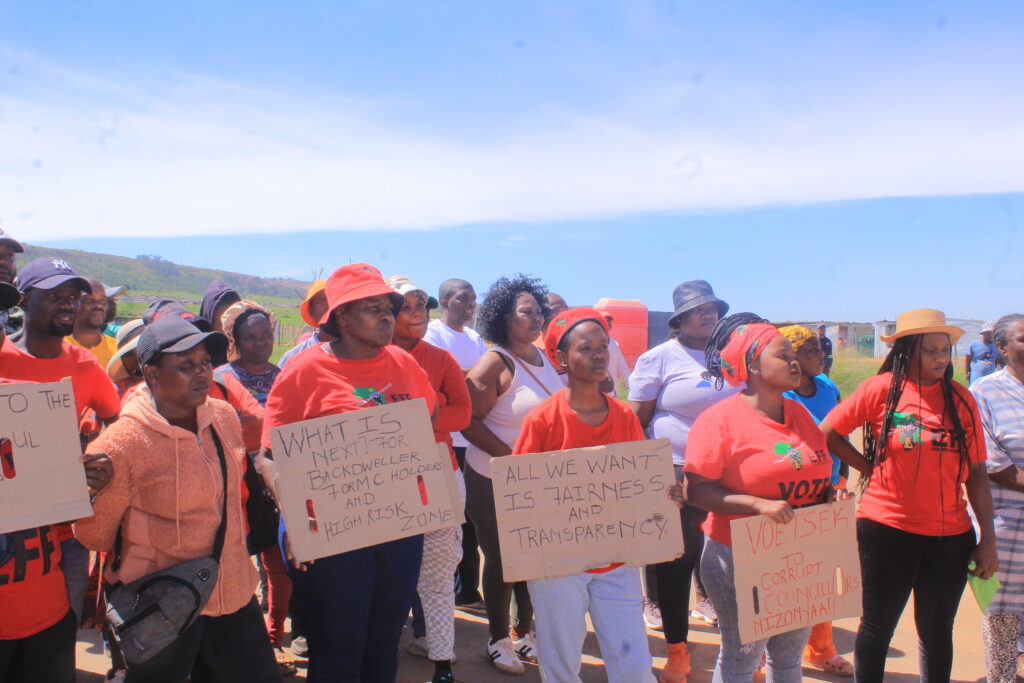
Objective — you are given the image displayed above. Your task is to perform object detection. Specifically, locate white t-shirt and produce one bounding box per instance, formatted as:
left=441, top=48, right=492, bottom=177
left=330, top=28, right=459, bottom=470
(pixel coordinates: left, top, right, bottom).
left=627, top=339, right=739, bottom=465
left=424, top=318, right=488, bottom=448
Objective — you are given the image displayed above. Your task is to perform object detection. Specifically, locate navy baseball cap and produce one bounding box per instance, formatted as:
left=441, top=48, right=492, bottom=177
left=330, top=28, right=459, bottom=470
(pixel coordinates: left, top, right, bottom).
left=15, top=257, right=92, bottom=294
left=0, top=229, right=24, bottom=253
left=143, top=299, right=211, bottom=332
left=0, top=282, right=20, bottom=310
left=136, top=315, right=227, bottom=367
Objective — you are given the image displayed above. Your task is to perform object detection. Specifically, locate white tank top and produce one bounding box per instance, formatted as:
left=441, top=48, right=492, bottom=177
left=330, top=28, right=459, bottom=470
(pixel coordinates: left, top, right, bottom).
left=466, top=347, right=562, bottom=478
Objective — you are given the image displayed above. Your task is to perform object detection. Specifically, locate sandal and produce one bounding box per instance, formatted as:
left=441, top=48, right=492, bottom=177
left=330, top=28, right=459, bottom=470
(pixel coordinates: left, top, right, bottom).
left=808, top=655, right=853, bottom=677
left=274, top=648, right=298, bottom=677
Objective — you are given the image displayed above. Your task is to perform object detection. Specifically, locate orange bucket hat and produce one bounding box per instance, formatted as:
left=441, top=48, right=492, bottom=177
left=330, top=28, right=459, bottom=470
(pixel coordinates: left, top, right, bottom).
left=300, top=280, right=328, bottom=327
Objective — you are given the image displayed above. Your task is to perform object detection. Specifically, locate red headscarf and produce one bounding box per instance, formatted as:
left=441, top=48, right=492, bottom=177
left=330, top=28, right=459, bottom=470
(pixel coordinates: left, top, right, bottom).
left=719, top=323, right=781, bottom=387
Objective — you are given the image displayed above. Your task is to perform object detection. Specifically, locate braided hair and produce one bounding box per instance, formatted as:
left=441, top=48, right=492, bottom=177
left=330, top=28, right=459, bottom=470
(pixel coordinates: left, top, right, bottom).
left=860, top=334, right=975, bottom=516
left=702, top=312, right=768, bottom=390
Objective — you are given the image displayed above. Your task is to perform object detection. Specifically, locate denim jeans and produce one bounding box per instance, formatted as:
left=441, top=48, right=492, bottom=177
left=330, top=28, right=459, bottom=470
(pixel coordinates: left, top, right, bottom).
left=528, top=565, right=656, bottom=683
left=290, top=534, right=424, bottom=682
left=59, top=537, right=90, bottom=627
left=701, top=538, right=810, bottom=683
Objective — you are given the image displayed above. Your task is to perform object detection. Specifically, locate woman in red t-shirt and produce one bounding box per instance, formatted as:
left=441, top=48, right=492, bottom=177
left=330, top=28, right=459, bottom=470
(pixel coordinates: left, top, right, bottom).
left=682, top=314, right=837, bottom=683
left=258, top=263, right=437, bottom=683
left=513, top=307, right=655, bottom=683
left=820, top=308, right=997, bottom=683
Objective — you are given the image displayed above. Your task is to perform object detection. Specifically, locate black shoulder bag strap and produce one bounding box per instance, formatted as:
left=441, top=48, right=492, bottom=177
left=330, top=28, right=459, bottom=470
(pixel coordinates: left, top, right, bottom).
left=207, top=427, right=229, bottom=563
left=112, top=426, right=230, bottom=572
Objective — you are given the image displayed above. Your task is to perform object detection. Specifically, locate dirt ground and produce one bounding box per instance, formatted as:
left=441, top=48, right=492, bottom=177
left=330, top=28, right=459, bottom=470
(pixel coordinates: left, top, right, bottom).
left=75, top=586, right=992, bottom=682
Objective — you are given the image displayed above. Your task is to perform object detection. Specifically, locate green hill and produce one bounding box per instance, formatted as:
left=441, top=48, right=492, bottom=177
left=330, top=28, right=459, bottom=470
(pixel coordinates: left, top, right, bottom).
left=17, top=245, right=309, bottom=301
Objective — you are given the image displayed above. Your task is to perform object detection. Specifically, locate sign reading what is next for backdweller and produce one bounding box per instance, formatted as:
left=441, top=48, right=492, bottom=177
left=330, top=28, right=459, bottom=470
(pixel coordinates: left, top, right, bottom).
left=0, top=378, right=93, bottom=534
left=269, top=398, right=464, bottom=563
left=491, top=437, right=683, bottom=582
left=731, top=497, right=862, bottom=644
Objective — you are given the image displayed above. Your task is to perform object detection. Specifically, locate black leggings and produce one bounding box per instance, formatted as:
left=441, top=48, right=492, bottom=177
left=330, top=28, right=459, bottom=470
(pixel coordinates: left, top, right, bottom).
left=646, top=498, right=708, bottom=645
left=855, top=518, right=976, bottom=683
left=465, top=465, right=534, bottom=641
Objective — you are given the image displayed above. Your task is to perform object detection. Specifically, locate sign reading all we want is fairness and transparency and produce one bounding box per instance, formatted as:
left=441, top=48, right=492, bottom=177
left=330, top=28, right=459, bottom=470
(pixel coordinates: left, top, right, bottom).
left=490, top=438, right=683, bottom=582
left=268, top=398, right=464, bottom=563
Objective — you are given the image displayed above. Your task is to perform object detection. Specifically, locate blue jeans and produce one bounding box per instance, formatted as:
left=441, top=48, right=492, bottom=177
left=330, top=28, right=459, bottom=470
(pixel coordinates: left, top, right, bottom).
left=528, top=566, right=655, bottom=683
left=59, top=537, right=90, bottom=627
left=290, top=535, right=424, bottom=682
left=701, top=538, right=810, bottom=683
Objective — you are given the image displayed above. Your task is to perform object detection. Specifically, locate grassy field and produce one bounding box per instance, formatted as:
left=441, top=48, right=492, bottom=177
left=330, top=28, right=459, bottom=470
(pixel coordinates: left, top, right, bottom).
left=829, top=350, right=968, bottom=398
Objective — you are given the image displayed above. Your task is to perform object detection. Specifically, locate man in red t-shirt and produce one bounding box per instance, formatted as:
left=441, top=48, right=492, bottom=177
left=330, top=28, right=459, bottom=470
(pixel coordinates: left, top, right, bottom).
left=0, top=277, right=114, bottom=682
left=2, top=258, right=119, bottom=633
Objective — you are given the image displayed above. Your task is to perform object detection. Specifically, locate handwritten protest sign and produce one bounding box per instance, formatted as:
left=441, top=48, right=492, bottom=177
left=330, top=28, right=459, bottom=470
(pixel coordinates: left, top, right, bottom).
left=731, top=498, right=861, bottom=644
left=0, top=378, right=92, bottom=534
left=491, top=438, right=682, bottom=582
left=269, top=398, right=464, bottom=563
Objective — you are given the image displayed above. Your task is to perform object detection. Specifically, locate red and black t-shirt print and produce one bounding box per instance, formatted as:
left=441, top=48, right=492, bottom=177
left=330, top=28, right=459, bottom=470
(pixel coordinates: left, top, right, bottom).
left=0, top=526, right=61, bottom=586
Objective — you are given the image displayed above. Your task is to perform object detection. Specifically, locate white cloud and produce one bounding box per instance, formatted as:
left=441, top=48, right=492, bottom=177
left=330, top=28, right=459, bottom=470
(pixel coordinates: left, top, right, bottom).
left=2, top=46, right=1024, bottom=241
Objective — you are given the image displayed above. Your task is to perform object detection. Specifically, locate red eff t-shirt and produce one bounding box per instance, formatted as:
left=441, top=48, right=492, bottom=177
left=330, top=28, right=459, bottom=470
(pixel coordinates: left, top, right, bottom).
left=0, top=524, right=68, bottom=639
left=513, top=390, right=645, bottom=573
left=262, top=344, right=437, bottom=450
left=826, top=373, right=985, bottom=536
left=684, top=394, right=833, bottom=546
left=0, top=339, right=120, bottom=421
left=404, top=341, right=471, bottom=471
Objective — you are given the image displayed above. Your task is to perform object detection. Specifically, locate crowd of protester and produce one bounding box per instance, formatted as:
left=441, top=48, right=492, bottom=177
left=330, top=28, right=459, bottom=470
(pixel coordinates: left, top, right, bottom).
left=0, top=226, right=1017, bottom=683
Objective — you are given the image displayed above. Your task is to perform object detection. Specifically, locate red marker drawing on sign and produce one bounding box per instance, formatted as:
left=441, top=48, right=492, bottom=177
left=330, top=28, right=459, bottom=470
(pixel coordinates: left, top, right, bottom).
left=0, top=438, right=14, bottom=480
left=417, top=474, right=429, bottom=506
left=305, top=499, right=319, bottom=533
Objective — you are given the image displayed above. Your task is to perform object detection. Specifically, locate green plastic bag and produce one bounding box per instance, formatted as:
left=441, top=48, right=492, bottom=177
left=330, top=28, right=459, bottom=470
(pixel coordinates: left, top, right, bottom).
left=967, top=561, right=1000, bottom=614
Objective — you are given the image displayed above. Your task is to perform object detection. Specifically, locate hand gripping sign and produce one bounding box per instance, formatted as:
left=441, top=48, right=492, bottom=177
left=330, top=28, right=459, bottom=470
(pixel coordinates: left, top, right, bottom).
left=0, top=378, right=93, bottom=534
left=730, top=498, right=862, bottom=644
left=490, top=438, right=683, bottom=582
left=268, top=398, right=464, bottom=563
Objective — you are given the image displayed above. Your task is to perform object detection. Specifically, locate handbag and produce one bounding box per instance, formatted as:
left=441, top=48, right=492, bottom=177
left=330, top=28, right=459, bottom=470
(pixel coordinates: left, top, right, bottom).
left=105, top=428, right=229, bottom=665
left=243, top=452, right=279, bottom=555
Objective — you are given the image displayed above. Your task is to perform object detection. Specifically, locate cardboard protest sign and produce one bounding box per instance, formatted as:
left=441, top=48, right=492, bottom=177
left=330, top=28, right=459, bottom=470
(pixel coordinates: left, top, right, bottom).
left=491, top=438, right=682, bottom=582
left=0, top=378, right=92, bottom=534
left=731, top=498, right=861, bottom=644
left=269, top=398, right=464, bottom=563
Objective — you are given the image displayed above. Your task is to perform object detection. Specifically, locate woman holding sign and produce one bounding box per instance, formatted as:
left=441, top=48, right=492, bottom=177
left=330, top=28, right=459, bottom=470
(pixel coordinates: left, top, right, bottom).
left=259, top=263, right=437, bottom=683
left=463, top=274, right=559, bottom=675
left=821, top=308, right=997, bottom=683
left=514, top=307, right=655, bottom=683
left=682, top=315, right=835, bottom=683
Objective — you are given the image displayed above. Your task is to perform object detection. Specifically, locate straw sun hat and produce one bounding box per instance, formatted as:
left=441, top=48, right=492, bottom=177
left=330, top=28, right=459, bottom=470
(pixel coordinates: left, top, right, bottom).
left=879, top=308, right=965, bottom=345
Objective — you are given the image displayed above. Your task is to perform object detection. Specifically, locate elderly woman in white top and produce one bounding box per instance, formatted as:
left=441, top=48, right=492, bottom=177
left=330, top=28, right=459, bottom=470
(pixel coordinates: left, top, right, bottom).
left=462, top=274, right=560, bottom=676
left=971, top=313, right=1024, bottom=683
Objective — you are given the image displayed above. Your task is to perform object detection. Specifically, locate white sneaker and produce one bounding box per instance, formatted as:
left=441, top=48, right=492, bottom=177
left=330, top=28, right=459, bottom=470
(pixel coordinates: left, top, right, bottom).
left=643, top=601, right=663, bottom=631
left=511, top=631, right=538, bottom=662
left=487, top=637, right=525, bottom=675
left=691, top=595, right=719, bottom=626
left=406, top=635, right=430, bottom=658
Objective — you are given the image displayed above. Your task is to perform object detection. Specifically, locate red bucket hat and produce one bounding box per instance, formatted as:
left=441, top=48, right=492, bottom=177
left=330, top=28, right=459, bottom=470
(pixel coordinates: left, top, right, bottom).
left=544, top=306, right=609, bottom=368
left=319, top=263, right=403, bottom=336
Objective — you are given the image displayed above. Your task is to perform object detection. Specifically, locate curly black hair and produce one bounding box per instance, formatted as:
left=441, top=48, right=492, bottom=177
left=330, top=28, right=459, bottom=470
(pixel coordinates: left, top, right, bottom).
left=476, top=274, right=551, bottom=347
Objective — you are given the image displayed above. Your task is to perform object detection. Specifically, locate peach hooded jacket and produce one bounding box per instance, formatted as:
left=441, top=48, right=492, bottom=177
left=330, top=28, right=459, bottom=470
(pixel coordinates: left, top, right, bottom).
left=74, top=387, right=256, bottom=617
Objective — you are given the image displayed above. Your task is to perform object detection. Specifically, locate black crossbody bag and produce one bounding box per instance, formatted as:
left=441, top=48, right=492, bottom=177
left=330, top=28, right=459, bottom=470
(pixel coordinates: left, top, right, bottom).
left=105, top=428, right=228, bottom=665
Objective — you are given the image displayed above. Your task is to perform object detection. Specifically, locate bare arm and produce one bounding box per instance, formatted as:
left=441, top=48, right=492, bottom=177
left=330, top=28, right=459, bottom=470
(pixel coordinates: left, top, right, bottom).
left=821, top=417, right=874, bottom=475
left=683, top=472, right=794, bottom=524
left=964, top=353, right=973, bottom=383
left=461, top=352, right=514, bottom=457
left=966, top=461, right=999, bottom=579
left=990, top=464, right=1024, bottom=493
left=629, top=399, right=656, bottom=431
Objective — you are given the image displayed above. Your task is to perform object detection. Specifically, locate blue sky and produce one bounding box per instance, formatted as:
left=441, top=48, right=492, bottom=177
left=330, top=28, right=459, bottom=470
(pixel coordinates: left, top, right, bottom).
left=3, top=2, right=1023, bottom=321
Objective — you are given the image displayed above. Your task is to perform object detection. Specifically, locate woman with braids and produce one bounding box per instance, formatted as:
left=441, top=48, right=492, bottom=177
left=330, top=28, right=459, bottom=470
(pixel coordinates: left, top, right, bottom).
left=627, top=280, right=735, bottom=683
left=463, top=274, right=559, bottom=675
left=820, top=308, right=998, bottom=683
left=680, top=313, right=836, bottom=682
left=968, top=313, right=1024, bottom=683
